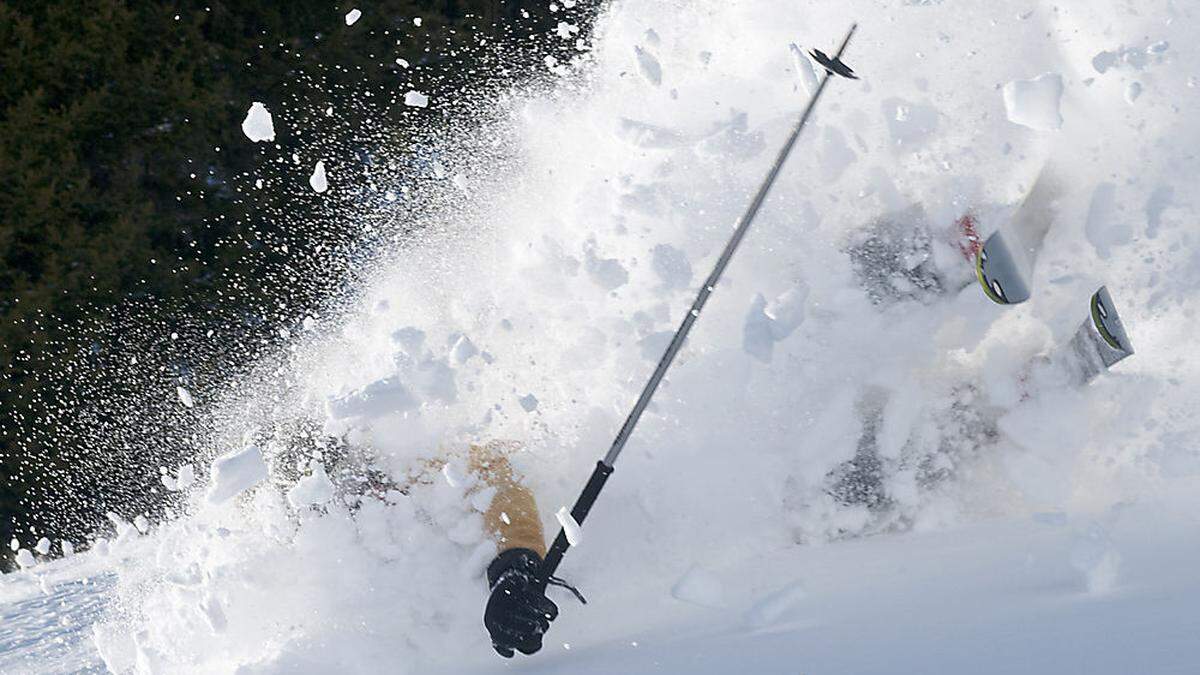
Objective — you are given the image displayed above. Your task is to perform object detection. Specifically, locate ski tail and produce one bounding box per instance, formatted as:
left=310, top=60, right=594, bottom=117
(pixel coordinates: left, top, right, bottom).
left=975, top=229, right=1031, bottom=305
left=1061, top=285, right=1134, bottom=384
left=972, top=165, right=1065, bottom=305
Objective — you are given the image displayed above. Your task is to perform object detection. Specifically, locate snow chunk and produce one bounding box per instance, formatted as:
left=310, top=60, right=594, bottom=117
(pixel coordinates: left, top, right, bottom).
left=61, top=540, right=75, bottom=557
left=395, top=58, right=409, bottom=68
left=309, top=160, right=328, bottom=193
left=134, top=515, right=150, bottom=534
left=634, top=46, right=662, bottom=86
left=176, top=386, right=194, bottom=408
left=413, top=17, right=422, bottom=26
left=789, top=43, right=820, bottom=96
left=1002, top=73, right=1064, bottom=131
left=671, top=565, right=724, bottom=607
left=344, top=8, right=361, bottom=26
left=404, top=90, right=429, bottom=108
left=8, top=537, right=17, bottom=552
left=327, top=377, right=419, bottom=420
left=1124, top=81, right=1143, bottom=104
left=206, top=445, right=269, bottom=504
left=287, top=462, right=335, bottom=509
left=518, top=393, right=539, bottom=412
left=34, top=537, right=51, bottom=555
left=15, top=548, right=35, bottom=569
left=449, top=333, right=479, bottom=363
left=555, top=506, right=582, bottom=546
left=240, top=102, right=275, bottom=143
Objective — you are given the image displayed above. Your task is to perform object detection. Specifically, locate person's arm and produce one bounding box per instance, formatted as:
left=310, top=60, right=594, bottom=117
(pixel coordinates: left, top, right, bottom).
left=468, top=441, right=546, bottom=558
left=468, top=441, right=558, bottom=658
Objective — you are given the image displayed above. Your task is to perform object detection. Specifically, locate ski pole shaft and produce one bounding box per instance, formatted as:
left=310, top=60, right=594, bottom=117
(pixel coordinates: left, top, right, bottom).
left=539, top=24, right=859, bottom=586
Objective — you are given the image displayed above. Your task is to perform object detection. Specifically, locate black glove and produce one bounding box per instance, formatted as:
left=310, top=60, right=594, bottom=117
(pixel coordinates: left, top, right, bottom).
left=484, top=548, right=558, bottom=657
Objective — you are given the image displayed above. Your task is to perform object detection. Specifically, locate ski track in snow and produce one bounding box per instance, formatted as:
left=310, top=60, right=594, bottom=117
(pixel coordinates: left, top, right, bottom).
left=4, top=0, right=1200, bottom=672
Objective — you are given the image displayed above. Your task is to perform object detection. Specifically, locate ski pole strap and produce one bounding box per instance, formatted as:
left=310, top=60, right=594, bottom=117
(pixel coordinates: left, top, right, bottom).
left=539, top=460, right=614, bottom=584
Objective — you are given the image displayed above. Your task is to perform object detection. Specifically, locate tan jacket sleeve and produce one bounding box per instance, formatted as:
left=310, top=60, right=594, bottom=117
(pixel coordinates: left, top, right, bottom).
left=468, top=441, right=546, bottom=559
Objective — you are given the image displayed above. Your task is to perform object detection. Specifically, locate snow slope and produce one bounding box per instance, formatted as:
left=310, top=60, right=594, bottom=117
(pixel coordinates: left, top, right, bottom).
left=4, top=0, right=1200, bottom=672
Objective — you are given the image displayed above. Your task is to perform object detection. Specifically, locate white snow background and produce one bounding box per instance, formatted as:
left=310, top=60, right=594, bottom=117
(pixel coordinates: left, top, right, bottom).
left=3, top=0, right=1199, bottom=673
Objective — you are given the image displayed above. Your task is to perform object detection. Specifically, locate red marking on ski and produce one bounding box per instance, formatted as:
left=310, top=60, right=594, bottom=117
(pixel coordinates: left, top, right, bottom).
left=956, top=213, right=982, bottom=260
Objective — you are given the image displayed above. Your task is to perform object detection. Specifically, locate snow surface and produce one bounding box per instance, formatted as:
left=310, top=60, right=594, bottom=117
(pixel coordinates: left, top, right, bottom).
left=4, top=0, right=1200, bottom=672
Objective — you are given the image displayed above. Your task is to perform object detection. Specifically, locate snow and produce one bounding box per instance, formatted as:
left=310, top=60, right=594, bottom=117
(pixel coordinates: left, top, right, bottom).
left=345, top=8, right=361, bottom=26
left=789, top=43, right=820, bottom=96
left=555, top=507, right=582, bottom=546
left=205, top=445, right=269, bottom=504
left=309, top=160, right=328, bottom=192
left=287, top=462, right=335, bottom=509
left=6, top=0, right=1200, bottom=672
left=1002, top=73, right=1064, bottom=131
left=404, top=90, right=430, bottom=108
left=14, top=549, right=35, bottom=569
left=519, top=393, right=539, bottom=412
left=670, top=565, right=724, bottom=607
left=240, top=102, right=275, bottom=143
left=633, top=46, right=662, bottom=86
left=176, top=385, right=194, bottom=408
left=413, top=17, right=422, bottom=27
left=35, top=538, right=51, bottom=555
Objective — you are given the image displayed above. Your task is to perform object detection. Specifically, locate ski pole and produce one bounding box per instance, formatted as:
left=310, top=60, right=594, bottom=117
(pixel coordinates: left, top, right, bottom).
left=538, top=24, right=860, bottom=587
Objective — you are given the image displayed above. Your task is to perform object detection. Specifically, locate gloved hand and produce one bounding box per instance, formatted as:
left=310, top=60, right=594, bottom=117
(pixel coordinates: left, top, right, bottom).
left=484, top=548, right=558, bottom=657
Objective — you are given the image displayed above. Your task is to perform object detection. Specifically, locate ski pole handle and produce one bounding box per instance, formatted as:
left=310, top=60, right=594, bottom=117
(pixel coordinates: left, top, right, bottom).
left=538, top=460, right=614, bottom=585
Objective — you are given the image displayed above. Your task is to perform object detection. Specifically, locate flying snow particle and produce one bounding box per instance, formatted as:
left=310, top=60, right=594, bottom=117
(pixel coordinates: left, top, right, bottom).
left=413, top=17, right=422, bottom=26
left=254, top=178, right=263, bottom=189
left=8, top=538, right=17, bottom=552
left=1001, top=73, right=1064, bottom=131
left=15, top=549, right=35, bottom=569
left=555, top=506, right=582, bottom=546
left=344, top=8, right=361, bottom=26
left=555, top=22, right=579, bottom=40
left=404, top=90, right=429, bottom=108
left=35, top=537, right=51, bottom=555
left=175, top=464, right=196, bottom=491
left=286, top=462, right=335, bottom=509
left=309, top=160, right=328, bottom=193
left=396, top=58, right=410, bottom=68
left=240, top=102, right=275, bottom=143
left=176, top=386, right=195, bottom=408
left=206, top=445, right=269, bottom=504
